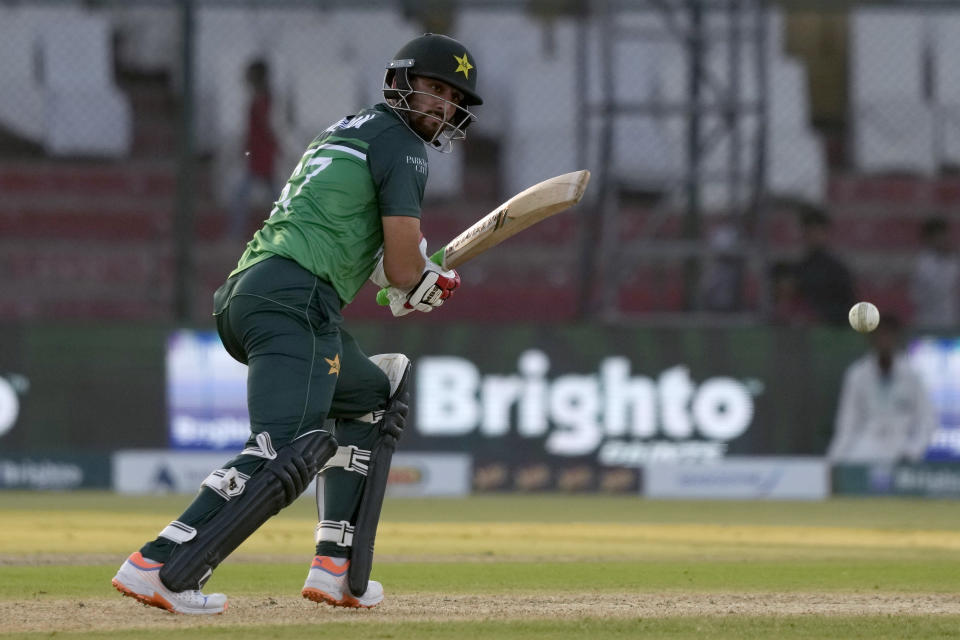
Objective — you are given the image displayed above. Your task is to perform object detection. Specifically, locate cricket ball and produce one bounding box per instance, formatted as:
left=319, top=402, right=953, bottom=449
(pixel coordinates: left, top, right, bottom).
left=848, top=301, right=880, bottom=333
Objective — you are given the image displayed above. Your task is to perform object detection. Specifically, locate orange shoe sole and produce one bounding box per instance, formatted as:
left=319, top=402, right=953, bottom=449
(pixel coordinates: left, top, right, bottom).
left=113, top=578, right=177, bottom=613
left=112, top=578, right=228, bottom=615
left=302, top=587, right=378, bottom=609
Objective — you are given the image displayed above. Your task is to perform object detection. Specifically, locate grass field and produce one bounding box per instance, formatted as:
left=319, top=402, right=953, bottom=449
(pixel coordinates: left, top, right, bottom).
left=1, top=492, right=960, bottom=638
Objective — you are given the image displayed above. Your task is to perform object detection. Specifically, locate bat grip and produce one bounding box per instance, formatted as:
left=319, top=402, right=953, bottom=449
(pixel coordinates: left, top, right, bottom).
left=375, top=248, right=445, bottom=306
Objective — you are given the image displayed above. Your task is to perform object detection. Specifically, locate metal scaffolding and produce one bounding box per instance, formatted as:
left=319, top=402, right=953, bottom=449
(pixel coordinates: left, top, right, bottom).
left=579, top=0, right=769, bottom=321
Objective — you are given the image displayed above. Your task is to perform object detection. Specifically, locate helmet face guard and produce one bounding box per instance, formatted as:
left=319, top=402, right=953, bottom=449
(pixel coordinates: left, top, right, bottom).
left=383, top=65, right=476, bottom=153
left=382, top=33, right=482, bottom=153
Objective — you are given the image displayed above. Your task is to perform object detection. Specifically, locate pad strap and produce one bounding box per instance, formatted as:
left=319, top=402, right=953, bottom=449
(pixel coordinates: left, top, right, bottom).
left=240, top=431, right=278, bottom=460
left=158, top=521, right=197, bottom=544
left=320, top=445, right=371, bottom=476
left=316, top=519, right=354, bottom=547
left=201, top=467, right=250, bottom=500
left=353, top=410, right=385, bottom=424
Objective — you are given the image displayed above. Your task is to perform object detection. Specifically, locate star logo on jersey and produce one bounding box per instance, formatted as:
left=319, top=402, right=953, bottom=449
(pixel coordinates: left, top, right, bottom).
left=325, top=354, right=341, bottom=376
left=454, top=53, right=473, bottom=79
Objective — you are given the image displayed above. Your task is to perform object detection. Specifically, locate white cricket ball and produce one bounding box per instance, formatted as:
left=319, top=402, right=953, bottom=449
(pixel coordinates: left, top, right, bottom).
left=848, top=301, right=880, bottom=333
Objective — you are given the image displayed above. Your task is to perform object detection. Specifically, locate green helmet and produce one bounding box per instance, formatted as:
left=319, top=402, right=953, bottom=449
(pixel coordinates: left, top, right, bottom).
left=386, top=33, right=482, bottom=106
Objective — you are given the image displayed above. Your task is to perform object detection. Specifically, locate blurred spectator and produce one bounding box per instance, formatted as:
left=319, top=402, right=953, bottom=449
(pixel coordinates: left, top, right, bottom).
left=698, top=223, right=744, bottom=312
left=910, top=216, right=959, bottom=329
left=793, top=205, right=856, bottom=325
left=827, top=315, right=937, bottom=465
left=768, top=260, right=816, bottom=325
left=228, top=59, right=278, bottom=240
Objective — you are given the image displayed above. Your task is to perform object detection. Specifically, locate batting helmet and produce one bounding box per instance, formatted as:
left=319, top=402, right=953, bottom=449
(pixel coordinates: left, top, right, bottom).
left=385, top=33, right=482, bottom=106
left=382, top=33, right=482, bottom=152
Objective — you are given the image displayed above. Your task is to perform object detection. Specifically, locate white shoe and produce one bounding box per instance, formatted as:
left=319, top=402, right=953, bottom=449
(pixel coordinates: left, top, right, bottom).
left=301, top=556, right=384, bottom=608
left=112, top=552, right=228, bottom=615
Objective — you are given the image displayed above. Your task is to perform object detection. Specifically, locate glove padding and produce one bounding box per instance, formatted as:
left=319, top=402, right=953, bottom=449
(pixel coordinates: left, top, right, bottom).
left=384, top=261, right=460, bottom=317
left=407, top=261, right=461, bottom=310
left=372, top=236, right=460, bottom=317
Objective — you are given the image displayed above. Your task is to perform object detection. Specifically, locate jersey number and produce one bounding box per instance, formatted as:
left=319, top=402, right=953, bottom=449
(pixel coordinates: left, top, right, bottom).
left=270, top=156, right=332, bottom=217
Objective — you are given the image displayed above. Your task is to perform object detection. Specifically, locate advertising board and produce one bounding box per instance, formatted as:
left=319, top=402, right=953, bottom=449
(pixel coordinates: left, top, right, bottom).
left=908, top=337, right=960, bottom=461
left=387, top=453, right=472, bottom=497
left=165, top=326, right=851, bottom=472
left=833, top=462, right=960, bottom=497
left=0, top=454, right=111, bottom=489
left=0, top=324, right=168, bottom=453
left=644, top=457, right=829, bottom=500
left=113, top=449, right=471, bottom=496
left=167, top=330, right=249, bottom=450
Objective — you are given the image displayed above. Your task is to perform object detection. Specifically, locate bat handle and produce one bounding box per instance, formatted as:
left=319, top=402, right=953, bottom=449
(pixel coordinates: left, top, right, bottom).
left=375, top=248, right=445, bottom=306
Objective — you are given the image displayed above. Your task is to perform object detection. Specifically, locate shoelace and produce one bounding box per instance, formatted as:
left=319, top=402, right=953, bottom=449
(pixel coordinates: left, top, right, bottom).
left=183, top=590, right=211, bottom=604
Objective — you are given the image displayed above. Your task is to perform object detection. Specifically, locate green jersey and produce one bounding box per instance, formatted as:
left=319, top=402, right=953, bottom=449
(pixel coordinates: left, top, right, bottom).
left=231, top=103, right=428, bottom=305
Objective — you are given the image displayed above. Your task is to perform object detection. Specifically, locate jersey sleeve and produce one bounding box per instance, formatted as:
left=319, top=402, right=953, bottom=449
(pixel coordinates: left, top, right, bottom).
left=367, top=125, right=428, bottom=218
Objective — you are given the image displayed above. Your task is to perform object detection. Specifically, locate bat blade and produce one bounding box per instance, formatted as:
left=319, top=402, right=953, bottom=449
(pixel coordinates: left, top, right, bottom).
left=440, top=169, right=591, bottom=270
left=375, top=169, right=591, bottom=306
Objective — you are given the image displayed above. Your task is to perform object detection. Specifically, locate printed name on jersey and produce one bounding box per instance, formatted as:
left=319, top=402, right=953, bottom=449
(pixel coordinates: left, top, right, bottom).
left=324, top=117, right=350, bottom=132
left=324, top=113, right=377, bottom=133
left=344, top=114, right=376, bottom=130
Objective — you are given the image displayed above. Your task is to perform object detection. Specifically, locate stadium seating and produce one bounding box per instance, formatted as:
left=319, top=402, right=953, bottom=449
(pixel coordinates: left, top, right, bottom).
left=189, top=6, right=462, bottom=204
left=0, top=7, right=45, bottom=143
left=850, top=8, right=936, bottom=175
left=0, top=4, right=953, bottom=326
left=40, top=14, right=133, bottom=157
left=0, top=5, right=132, bottom=157
left=501, top=19, right=583, bottom=199
left=765, top=59, right=826, bottom=204
left=192, top=6, right=259, bottom=156
left=578, top=6, right=825, bottom=209
left=109, top=4, right=179, bottom=75
left=587, top=11, right=684, bottom=190
left=931, top=12, right=960, bottom=168
left=617, top=263, right=687, bottom=313
left=454, top=10, right=542, bottom=140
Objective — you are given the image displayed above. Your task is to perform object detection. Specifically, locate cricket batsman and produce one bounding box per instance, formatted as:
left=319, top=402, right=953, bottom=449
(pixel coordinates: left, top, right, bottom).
left=111, top=32, right=482, bottom=614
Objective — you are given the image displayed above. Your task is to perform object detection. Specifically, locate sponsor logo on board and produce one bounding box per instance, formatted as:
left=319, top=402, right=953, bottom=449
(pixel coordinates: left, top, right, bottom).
left=416, top=350, right=761, bottom=465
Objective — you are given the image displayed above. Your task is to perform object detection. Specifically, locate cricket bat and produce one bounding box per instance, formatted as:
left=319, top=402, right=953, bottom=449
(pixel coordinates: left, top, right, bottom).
left=376, top=169, right=591, bottom=305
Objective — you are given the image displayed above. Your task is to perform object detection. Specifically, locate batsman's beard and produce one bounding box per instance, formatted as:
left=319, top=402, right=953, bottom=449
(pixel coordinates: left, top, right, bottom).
left=411, top=111, right=446, bottom=139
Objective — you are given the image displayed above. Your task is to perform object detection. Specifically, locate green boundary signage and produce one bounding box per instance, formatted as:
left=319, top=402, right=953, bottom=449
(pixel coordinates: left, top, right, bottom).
left=1, top=322, right=869, bottom=460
